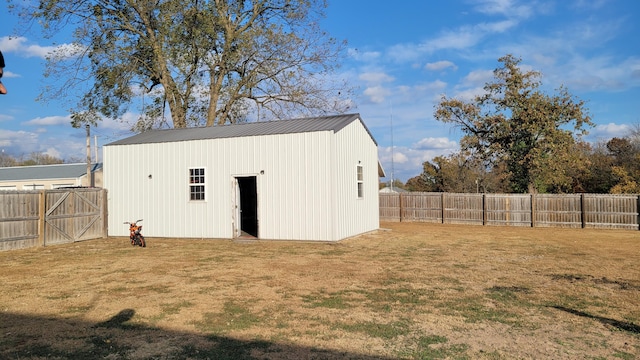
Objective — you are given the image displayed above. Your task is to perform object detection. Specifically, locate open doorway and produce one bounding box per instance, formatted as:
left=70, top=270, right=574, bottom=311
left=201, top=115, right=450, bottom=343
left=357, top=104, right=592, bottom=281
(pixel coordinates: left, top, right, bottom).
left=234, top=176, right=258, bottom=238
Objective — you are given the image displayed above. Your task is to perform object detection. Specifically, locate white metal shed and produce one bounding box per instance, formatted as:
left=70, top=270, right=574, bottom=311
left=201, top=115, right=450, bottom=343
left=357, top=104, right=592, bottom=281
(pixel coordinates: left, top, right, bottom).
left=104, top=113, right=383, bottom=241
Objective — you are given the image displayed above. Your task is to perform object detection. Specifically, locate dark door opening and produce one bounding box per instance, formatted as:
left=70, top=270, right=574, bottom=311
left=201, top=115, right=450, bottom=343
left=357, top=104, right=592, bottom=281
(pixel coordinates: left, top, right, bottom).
left=236, top=176, right=258, bottom=238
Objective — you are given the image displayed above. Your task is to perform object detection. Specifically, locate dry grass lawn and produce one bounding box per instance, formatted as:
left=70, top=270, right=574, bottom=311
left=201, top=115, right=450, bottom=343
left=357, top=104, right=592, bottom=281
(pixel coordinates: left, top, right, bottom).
left=1, top=222, right=639, bottom=359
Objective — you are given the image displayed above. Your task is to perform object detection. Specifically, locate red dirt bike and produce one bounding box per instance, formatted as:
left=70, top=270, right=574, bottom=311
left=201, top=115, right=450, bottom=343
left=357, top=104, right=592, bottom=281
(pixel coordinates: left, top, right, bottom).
left=124, top=219, right=146, bottom=247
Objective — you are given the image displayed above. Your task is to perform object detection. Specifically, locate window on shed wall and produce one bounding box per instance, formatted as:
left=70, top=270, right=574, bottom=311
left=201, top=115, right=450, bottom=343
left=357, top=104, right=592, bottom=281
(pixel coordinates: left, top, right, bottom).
left=189, top=168, right=205, bottom=201
left=357, top=165, right=364, bottom=199
left=22, top=184, right=44, bottom=190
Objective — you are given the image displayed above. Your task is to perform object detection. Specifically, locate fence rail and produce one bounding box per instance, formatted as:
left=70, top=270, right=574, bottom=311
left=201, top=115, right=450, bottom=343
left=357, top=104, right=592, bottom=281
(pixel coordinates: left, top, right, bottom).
left=0, top=188, right=108, bottom=251
left=380, top=192, right=640, bottom=230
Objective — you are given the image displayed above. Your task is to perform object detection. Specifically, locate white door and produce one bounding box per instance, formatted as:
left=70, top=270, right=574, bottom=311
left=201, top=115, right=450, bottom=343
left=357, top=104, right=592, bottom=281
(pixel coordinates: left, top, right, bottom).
left=232, top=178, right=241, bottom=238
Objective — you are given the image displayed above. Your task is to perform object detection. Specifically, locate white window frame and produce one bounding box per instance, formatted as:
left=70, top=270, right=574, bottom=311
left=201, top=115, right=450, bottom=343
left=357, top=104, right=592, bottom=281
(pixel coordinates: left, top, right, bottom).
left=22, top=184, right=44, bottom=190
left=189, top=167, right=206, bottom=201
left=356, top=165, right=364, bottom=199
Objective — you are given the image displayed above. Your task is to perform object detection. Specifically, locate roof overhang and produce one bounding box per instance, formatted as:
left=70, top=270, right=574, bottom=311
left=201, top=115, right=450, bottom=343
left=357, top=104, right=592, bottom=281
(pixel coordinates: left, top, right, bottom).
left=378, top=161, right=386, bottom=178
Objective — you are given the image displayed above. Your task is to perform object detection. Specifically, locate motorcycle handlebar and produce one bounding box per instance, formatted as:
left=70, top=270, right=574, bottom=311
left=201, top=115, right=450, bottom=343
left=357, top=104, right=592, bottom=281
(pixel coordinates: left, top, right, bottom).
left=123, top=219, right=144, bottom=225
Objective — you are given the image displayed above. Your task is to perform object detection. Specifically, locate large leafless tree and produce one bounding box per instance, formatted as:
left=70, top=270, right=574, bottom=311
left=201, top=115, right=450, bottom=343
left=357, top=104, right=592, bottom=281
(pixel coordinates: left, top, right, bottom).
left=13, top=0, right=351, bottom=129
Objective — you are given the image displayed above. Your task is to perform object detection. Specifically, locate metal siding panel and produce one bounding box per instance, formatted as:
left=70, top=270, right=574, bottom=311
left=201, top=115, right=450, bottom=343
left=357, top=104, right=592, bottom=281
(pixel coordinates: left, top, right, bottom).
left=254, top=132, right=333, bottom=241
left=333, top=120, right=380, bottom=240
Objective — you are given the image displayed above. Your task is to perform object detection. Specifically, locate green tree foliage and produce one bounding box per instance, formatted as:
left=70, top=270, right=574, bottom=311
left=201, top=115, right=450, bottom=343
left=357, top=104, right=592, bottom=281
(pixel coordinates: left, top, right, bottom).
left=607, top=137, right=640, bottom=194
left=379, top=179, right=406, bottom=190
left=405, top=174, right=432, bottom=192
left=579, top=141, right=616, bottom=193
left=12, top=0, right=350, bottom=130
left=434, top=55, right=593, bottom=193
left=415, top=152, right=507, bottom=193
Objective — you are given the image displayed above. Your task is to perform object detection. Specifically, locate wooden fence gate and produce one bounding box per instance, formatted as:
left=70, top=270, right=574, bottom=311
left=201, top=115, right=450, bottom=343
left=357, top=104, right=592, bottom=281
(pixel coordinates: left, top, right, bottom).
left=0, top=188, right=107, bottom=251
left=43, top=189, right=107, bottom=245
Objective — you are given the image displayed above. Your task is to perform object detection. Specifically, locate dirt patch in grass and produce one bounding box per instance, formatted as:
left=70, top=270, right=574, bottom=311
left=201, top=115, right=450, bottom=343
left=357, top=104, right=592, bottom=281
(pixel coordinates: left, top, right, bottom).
left=1, top=222, right=639, bottom=359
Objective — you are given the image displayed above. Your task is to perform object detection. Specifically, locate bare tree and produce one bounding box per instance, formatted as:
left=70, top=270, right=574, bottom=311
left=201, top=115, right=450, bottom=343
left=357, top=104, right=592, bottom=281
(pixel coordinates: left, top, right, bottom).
left=13, top=0, right=351, bottom=130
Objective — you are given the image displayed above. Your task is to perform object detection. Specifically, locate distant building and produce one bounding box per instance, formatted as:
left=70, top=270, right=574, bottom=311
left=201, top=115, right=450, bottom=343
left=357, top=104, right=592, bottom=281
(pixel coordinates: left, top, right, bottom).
left=379, top=186, right=408, bottom=193
left=0, top=163, right=103, bottom=190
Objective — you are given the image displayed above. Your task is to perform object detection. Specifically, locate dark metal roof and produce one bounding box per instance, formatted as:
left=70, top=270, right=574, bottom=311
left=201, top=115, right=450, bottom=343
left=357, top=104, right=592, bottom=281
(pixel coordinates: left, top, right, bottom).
left=0, top=163, right=102, bottom=181
left=105, top=113, right=378, bottom=146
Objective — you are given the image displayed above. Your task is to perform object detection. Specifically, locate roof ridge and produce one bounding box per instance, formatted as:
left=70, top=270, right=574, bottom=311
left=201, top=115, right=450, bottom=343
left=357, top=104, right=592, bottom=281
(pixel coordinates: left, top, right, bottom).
left=105, top=113, right=377, bottom=147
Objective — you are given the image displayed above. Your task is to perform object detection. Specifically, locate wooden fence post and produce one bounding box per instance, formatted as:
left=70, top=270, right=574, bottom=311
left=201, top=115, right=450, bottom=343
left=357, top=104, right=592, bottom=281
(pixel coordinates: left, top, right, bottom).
left=399, top=193, right=404, bottom=222
left=441, top=192, right=445, bottom=224
left=581, top=194, right=586, bottom=229
left=637, top=195, right=640, bottom=231
left=531, top=193, right=536, bottom=228
left=102, top=189, right=109, bottom=238
left=482, top=194, right=487, bottom=225
left=38, top=190, right=46, bottom=247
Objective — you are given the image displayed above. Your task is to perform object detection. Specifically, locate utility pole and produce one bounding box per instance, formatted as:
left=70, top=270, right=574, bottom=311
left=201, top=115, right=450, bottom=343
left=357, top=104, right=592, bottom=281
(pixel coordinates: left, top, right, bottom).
left=86, top=125, right=93, bottom=187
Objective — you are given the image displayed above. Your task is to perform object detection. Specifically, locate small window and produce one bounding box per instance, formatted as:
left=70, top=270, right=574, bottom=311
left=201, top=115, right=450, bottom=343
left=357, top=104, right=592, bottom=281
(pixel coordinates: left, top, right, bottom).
left=23, top=184, right=44, bottom=190
left=357, top=165, right=364, bottom=198
left=189, top=168, right=205, bottom=201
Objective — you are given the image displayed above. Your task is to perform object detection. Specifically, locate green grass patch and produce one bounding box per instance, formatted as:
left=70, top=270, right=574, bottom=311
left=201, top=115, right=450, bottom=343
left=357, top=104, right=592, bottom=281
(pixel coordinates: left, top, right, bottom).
left=301, top=290, right=353, bottom=309
left=486, top=285, right=531, bottom=303
left=335, top=319, right=411, bottom=339
left=149, top=300, right=195, bottom=324
left=439, top=296, right=520, bottom=325
left=399, top=334, right=471, bottom=360
left=613, top=351, right=637, bottom=360
left=161, top=300, right=194, bottom=315
left=63, top=305, right=93, bottom=315
left=364, top=287, right=430, bottom=309
left=182, top=336, right=273, bottom=360
left=193, top=301, right=261, bottom=334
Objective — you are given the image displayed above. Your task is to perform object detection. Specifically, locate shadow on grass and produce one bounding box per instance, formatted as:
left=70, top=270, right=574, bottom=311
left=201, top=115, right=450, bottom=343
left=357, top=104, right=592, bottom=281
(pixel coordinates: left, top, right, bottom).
left=552, top=306, right=640, bottom=334
left=1, top=310, right=394, bottom=359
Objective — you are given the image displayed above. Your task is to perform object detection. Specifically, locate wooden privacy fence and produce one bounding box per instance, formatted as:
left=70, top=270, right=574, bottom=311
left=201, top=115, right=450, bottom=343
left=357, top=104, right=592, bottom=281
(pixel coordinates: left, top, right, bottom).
left=0, top=188, right=108, bottom=251
left=380, top=192, right=640, bottom=230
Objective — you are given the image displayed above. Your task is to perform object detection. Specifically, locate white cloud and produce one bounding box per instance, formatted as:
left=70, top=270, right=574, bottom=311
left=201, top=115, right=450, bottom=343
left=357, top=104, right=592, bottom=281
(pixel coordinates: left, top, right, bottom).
left=421, top=26, right=483, bottom=52
left=1, top=71, right=20, bottom=78
left=359, top=72, right=394, bottom=84
left=0, top=114, right=14, bottom=122
left=463, top=69, right=494, bottom=86
left=102, top=113, right=140, bottom=131
left=378, top=141, right=459, bottom=182
left=591, top=123, right=631, bottom=139
left=477, top=19, right=518, bottom=33
left=0, top=36, right=81, bottom=60
left=43, top=147, right=62, bottom=159
left=390, top=81, right=447, bottom=104
left=413, top=137, right=459, bottom=150
left=392, top=151, right=409, bottom=164
left=571, top=0, right=610, bottom=10
left=386, top=25, right=489, bottom=62
left=558, top=55, right=640, bottom=92
left=0, top=129, right=40, bottom=154
left=472, top=0, right=535, bottom=19
left=425, top=60, right=458, bottom=72
left=363, top=86, right=391, bottom=104
left=23, top=115, right=71, bottom=126
left=452, top=87, right=486, bottom=102
left=348, top=48, right=381, bottom=62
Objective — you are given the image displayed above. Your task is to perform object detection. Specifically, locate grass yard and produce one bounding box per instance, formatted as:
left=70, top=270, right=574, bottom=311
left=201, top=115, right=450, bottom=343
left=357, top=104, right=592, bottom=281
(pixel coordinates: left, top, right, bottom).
left=0, top=222, right=639, bottom=359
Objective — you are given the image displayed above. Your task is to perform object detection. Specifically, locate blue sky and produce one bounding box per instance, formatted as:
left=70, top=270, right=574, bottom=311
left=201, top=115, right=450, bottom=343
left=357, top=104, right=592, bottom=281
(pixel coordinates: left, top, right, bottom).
left=1, top=0, right=639, bottom=182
